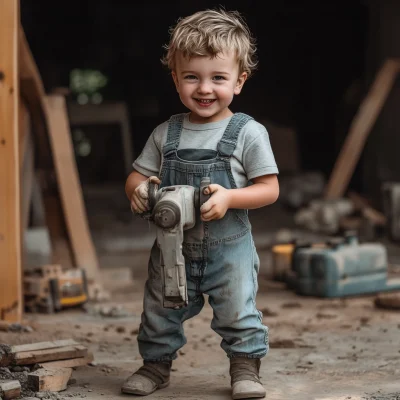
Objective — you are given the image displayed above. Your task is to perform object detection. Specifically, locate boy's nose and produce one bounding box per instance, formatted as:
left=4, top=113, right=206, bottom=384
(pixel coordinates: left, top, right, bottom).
left=197, top=81, right=212, bottom=94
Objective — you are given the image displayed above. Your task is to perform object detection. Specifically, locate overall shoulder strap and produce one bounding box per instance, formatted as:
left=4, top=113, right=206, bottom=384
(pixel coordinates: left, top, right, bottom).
left=217, top=113, right=253, bottom=157
left=162, top=113, right=185, bottom=157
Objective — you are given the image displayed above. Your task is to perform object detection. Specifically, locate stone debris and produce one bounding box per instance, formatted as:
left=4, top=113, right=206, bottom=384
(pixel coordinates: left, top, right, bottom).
left=0, top=322, right=34, bottom=333
left=363, top=392, right=400, bottom=400
left=0, top=366, right=36, bottom=398
left=83, top=303, right=132, bottom=318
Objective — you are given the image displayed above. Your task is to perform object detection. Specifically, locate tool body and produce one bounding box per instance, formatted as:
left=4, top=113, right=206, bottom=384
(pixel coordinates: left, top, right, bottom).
left=147, top=177, right=210, bottom=309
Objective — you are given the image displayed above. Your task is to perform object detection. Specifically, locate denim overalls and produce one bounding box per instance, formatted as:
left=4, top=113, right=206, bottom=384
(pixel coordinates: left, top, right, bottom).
left=138, top=113, right=269, bottom=362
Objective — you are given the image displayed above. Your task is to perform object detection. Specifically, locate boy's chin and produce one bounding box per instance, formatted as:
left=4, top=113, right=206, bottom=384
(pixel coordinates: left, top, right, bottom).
left=189, top=109, right=231, bottom=123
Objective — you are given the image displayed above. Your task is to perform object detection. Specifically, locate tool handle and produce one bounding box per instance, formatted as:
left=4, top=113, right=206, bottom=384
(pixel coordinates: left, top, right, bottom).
left=148, top=181, right=159, bottom=211
left=200, top=177, right=211, bottom=207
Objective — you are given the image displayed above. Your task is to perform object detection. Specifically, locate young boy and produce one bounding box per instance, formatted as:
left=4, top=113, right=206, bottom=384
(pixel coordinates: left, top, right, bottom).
left=123, top=8, right=279, bottom=399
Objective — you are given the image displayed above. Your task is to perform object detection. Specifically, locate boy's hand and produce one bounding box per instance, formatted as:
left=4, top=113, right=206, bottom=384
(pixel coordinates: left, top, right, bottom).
left=200, top=184, right=231, bottom=221
left=130, top=176, right=161, bottom=214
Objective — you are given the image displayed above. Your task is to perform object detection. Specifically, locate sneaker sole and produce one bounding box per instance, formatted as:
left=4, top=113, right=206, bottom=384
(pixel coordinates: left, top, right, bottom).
left=121, top=380, right=169, bottom=396
left=232, top=390, right=266, bottom=399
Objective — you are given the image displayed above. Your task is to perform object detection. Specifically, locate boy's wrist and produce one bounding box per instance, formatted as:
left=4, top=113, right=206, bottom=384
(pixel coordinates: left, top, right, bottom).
left=226, top=188, right=234, bottom=210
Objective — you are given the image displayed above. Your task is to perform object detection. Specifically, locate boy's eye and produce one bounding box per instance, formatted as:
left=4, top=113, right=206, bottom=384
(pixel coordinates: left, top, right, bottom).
left=213, top=76, right=226, bottom=81
left=184, top=75, right=197, bottom=80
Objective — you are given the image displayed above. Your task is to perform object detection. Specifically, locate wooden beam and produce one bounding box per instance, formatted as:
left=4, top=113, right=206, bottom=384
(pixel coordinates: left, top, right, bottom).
left=28, top=367, right=72, bottom=392
left=43, top=95, right=100, bottom=281
left=18, top=25, right=74, bottom=268
left=0, top=380, right=21, bottom=400
left=11, top=339, right=80, bottom=353
left=0, top=341, right=87, bottom=367
left=20, top=104, right=34, bottom=233
left=0, top=0, right=22, bottom=322
left=38, top=352, right=94, bottom=368
left=324, top=58, right=400, bottom=199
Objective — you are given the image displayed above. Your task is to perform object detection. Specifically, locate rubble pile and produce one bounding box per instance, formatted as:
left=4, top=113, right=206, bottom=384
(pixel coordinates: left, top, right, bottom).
left=0, top=340, right=93, bottom=400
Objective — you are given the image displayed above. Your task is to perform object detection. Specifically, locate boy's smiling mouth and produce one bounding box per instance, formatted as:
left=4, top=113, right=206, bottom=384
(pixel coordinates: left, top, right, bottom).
left=195, top=98, right=216, bottom=106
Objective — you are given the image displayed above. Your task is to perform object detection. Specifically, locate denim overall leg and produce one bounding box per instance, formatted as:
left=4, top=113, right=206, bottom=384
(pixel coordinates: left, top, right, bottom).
left=137, top=113, right=269, bottom=362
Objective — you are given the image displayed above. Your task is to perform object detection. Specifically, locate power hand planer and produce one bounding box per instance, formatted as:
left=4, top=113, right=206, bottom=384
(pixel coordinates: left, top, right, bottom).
left=286, top=233, right=400, bottom=297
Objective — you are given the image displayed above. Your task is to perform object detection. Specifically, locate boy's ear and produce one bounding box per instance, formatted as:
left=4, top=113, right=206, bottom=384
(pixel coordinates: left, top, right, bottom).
left=234, top=72, right=248, bottom=95
left=171, top=71, right=179, bottom=93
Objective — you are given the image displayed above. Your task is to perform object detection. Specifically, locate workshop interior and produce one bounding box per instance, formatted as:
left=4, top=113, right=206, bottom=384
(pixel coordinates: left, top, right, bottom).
left=1, top=1, right=400, bottom=399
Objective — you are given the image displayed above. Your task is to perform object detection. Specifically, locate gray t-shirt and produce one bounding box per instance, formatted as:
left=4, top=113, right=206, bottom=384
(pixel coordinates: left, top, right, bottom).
left=133, top=113, right=279, bottom=189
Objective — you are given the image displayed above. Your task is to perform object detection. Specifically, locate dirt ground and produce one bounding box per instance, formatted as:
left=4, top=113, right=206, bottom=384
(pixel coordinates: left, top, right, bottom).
left=3, top=185, right=400, bottom=400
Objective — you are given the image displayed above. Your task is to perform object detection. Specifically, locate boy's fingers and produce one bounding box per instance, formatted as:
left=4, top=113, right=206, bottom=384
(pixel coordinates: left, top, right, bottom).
left=149, top=176, right=161, bottom=185
left=137, top=184, right=149, bottom=199
left=200, top=200, right=213, bottom=214
left=201, top=204, right=216, bottom=219
left=132, top=189, right=148, bottom=207
left=202, top=212, right=216, bottom=221
left=203, top=184, right=218, bottom=195
left=131, top=195, right=148, bottom=213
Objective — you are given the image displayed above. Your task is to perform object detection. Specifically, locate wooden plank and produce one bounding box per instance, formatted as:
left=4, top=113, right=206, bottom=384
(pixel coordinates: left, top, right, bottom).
left=325, top=58, right=400, bottom=199
left=0, top=340, right=85, bottom=367
left=19, top=26, right=74, bottom=268
left=21, top=124, right=34, bottom=233
left=38, top=351, right=94, bottom=368
left=11, top=339, right=80, bottom=353
left=0, top=380, right=21, bottom=400
left=0, top=0, right=22, bottom=322
left=19, top=98, right=31, bottom=268
left=18, top=26, right=45, bottom=97
left=43, top=95, right=100, bottom=281
left=18, top=98, right=29, bottom=167
left=27, top=367, right=72, bottom=392
left=13, top=344, right=87, bottom=366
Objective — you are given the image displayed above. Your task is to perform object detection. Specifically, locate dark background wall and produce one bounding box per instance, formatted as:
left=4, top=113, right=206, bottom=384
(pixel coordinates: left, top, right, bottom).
left=21, top=0, right=369, bottom=188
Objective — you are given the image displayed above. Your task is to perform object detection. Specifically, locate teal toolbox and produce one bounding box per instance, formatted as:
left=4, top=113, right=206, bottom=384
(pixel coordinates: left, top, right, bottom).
left=287, top=234, right=400, bottom=297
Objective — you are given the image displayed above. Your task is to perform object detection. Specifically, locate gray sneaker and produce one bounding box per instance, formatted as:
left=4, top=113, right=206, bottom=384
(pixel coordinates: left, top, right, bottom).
left=230, top=357, right=266, bottom=399
left=121, top=361, right=171, bottom=396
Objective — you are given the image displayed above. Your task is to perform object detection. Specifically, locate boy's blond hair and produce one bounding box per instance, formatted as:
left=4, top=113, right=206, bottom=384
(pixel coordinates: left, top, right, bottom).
left=161, top=8, right=258, bottom=77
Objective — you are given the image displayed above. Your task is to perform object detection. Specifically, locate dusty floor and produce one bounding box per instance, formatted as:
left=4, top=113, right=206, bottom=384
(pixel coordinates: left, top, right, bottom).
left=4, top=184, right=400, bottom=400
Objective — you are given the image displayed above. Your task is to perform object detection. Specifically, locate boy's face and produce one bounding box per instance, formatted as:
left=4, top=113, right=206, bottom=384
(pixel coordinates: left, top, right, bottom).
left=172, top=51, right=247, bottom=124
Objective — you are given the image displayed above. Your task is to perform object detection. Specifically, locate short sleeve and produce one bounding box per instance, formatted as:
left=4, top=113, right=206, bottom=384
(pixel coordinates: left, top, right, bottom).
left=242, top=125, right=279, bottom=181
left=132, top=129, right=162, bottom=177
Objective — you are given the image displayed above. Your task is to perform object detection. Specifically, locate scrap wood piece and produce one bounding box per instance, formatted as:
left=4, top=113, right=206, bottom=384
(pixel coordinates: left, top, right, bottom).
left=10, top=339, right=80, bottom=353
left=0, top=340, right=86, bottom=367
left=27, top=367, right=72, bottom=392
left=325, top=58, right=400, bottom=200
left=374, top=292, right=400, bottom=310
left=42, top=95, right=100, bottom=282
left=13, top=344, right=87, bottom=366
left=0, top=380, right=21, bottom=400
left=38, top=351, right=94, bottom=369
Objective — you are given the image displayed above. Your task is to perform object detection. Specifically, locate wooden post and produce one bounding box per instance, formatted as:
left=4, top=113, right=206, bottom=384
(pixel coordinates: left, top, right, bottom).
left=19, top=26, right=75, bottom=268
left=324, top=59, right=400, bottom=199
left=0, top=0, right=22, bottom=321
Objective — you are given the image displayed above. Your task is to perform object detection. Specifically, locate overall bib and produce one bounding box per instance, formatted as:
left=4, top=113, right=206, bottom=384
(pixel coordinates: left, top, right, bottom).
left=138, top=113, right=269, bottom=362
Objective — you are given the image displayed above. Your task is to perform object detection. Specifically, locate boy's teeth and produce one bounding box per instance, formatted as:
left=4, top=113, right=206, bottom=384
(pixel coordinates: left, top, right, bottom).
left=198, top=99, right=213, bottom=103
